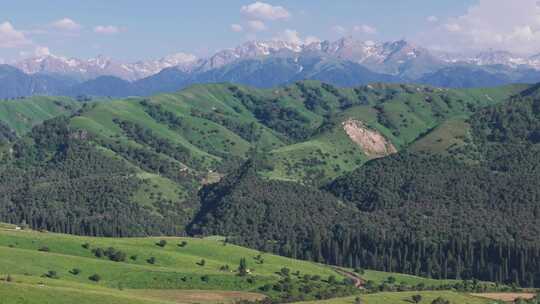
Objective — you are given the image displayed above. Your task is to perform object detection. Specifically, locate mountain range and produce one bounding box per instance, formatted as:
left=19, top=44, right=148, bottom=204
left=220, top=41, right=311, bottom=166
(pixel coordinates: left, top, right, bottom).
left=3, top=37, right=540, bottom=98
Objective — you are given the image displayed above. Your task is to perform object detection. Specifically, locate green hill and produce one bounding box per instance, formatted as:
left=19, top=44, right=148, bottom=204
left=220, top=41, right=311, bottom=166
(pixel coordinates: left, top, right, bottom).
left=1, top=226, right=515, bottom=304
left=0, top=81, right=523, bottom=237
left=0, top=96, right=80, bottom=135
left=0, top=226, right=355, bottom=303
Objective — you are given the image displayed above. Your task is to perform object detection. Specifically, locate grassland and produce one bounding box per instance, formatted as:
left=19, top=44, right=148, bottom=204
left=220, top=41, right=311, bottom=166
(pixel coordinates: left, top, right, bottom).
left=0, top=226, right=355, bottom=303
left=1, top=226, right=518, bottom=304
left=360, top=270, right=459, bottom=287
left=292, top=291, right=492, bottom=304
left=0, top=96, right=80, bottom=134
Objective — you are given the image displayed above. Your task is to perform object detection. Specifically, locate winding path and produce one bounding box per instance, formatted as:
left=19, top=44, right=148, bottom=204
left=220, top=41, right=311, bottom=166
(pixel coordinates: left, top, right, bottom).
left=334, top=267, right=366, bottom=289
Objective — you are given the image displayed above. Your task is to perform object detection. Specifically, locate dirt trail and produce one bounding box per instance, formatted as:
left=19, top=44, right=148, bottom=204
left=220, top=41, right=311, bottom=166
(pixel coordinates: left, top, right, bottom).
left=334, top=267, right=365, bottom=289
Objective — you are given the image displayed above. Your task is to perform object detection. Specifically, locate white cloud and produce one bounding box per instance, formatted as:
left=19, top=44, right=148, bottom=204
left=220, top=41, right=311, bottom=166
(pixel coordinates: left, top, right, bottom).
left=51, top=18, right=81, bottom=31
left=275, top=29, right=319, bottom=45
left=332, top=25, right=347, bottom=35
left=94, top=25, right=122, bottom=35
left=231, top=24, right=243, bottom=32
left=34, top=46, right=51, bottom=57
left=419, top=0, right=540, bottom=54
left=444, top=23, right=462, bottom=32
left=240, top=2, right=290, bottom=20
left=0, top=22, right=31, bottom=48
left=427, top=16, right=439, bottom=23
left=354, top=24, right=377, bottom=34
left=247, top=20, right=267, bottom=32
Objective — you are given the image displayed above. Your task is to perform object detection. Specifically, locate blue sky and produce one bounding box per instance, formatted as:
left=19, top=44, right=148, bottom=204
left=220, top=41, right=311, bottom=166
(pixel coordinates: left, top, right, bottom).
left=1, top=0, right=539, bottom=62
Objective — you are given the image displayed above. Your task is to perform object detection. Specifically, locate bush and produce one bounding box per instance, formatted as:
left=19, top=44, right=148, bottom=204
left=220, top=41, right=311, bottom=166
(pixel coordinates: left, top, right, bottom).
left=280, top=267, right=290, bottom=277
left=156, top=240, right=167, bottom=247
left=88, top=274, right=101, bottom=282
left=105, top=247, right=126, bottom=262
left=147, top=257, right=156, bottom=264
left=6, top=274, right=12, bottom=282
left=130, top=255, right=138, bottom=261
left=81, top=243, right=90, bottom=249
left=178, top=241, right=188, bottom=247
left=38, top=246, right=50, bottom=252
left=201, top=275, right=209, bottom=282
left=412, top=294, right=422, bottom=303
left=92, top=247, right=104, bottom=258
left=69, top=268, right=81, bottom=275
left=43, top=270, right=58, bottom=279
left=431, top=297, right=450, bottom=304
left=197, top=259, right=206, bottom=266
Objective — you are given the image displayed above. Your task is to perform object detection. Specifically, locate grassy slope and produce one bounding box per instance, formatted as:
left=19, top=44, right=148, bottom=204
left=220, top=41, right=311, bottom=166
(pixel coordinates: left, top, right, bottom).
left=1, top=83, right=525, bottom=185
left=0, top=228, right=341, bottom=292
left=361, top=270, right=459, bottom=287
left=263, top=83, right=525, bottom=184
left=293, top=291, right=490, bottom=304
left=0, top=96, right=80, bottom=134
left=0, top=228, right=499, bottom=304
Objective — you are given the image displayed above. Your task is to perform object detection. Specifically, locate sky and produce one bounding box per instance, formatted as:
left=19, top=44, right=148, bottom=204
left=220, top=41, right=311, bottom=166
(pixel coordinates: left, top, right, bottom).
left=1, top=0, right=539, bottom=63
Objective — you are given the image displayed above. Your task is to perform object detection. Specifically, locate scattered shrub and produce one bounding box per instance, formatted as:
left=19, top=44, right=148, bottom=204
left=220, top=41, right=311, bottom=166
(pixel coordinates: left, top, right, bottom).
left=69, top=268, right=81, bottom=275
left=88, top=274, right=101, bottom=282
left=147, top=257, right=156, bottom=264
left=43, top=270, right=58, bottom=279
left=412, top=294, right=422, bottom=303
left=38, top=246, right=50, bottom=252
left=156, top=240, right=167, bottom=247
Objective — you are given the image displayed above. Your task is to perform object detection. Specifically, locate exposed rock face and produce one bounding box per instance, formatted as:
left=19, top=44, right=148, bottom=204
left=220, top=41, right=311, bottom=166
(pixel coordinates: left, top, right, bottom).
left=342, top=119, right=397, bottom=158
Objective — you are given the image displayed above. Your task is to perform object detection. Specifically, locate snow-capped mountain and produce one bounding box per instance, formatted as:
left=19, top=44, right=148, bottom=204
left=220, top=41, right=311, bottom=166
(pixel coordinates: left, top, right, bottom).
left=438, top=50, right=540, bottom=70
left=197, top=40, right=303, bottom=71
left=10, top=37, right=540, bottom=85
left=14, top=53, right=198, bottom=81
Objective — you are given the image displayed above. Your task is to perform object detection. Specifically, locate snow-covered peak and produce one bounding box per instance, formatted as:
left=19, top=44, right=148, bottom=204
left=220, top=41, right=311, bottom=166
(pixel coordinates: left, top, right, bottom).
left=14, top=52, right=199, bottom=81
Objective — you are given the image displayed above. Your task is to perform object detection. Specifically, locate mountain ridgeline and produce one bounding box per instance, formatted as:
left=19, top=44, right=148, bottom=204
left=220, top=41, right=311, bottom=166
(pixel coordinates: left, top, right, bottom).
left=5, top=38, right=540, bottom=98
left=1, top=81, right=540, bottom=287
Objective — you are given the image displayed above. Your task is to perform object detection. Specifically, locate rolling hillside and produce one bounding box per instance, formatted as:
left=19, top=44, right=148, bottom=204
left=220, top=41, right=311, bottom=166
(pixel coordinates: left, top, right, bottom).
left=0, top=81, right=528, bottom=237
left=0, top=96, right=80, bottom=135
left=0, top=224, right=357, bottom=303
left=68, top=81, right=527, bottom=187
left=1, top=224, right=524, bottom=304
